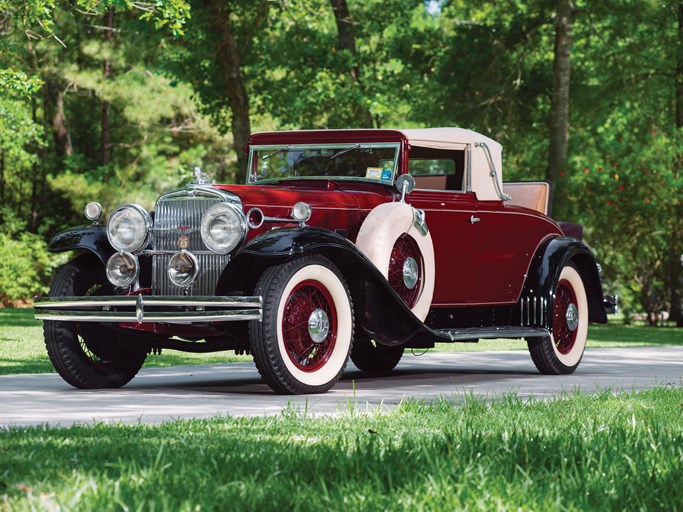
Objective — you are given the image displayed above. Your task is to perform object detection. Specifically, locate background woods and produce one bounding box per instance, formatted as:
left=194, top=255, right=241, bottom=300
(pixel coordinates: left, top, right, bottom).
left=0, top=0, right=681, bottom=324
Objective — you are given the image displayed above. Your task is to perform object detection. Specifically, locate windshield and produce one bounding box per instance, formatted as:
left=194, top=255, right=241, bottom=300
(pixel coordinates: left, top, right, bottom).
left=247, top=143, right=400, bottom=184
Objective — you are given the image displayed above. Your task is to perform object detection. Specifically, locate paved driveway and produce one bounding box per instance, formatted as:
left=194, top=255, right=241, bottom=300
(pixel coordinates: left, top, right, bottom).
left=1, top=346, right=681, bottom=427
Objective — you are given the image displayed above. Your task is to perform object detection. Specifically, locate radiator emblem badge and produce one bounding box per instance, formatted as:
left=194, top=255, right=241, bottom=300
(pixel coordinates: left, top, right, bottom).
left=178, top=235, right=190, bottom=250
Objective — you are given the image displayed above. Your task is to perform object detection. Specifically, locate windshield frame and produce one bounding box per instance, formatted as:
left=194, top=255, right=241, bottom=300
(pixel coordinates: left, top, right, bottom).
left=246, top=142, right=401, bottom=185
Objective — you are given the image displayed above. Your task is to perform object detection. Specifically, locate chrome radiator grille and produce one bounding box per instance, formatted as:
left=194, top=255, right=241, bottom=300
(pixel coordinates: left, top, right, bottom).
left=152, top=194, right=231, bottom=296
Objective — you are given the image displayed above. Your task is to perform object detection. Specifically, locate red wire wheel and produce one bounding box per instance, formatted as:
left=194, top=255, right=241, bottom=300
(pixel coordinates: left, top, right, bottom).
left=388, top=234, right=423, bottom=308
left=527, top=264, right=588, bottom=375
left=281, top=279, right=337, bottom=372
left=553, top=279, right=579, bottom=355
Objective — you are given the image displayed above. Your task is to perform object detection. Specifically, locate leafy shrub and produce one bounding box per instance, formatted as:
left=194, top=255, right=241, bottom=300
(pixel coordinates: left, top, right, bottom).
left=0, top=232, right=63, bottom=306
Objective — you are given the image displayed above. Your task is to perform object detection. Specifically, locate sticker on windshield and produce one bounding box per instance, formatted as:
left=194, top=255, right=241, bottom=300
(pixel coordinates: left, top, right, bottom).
left=381, top=169, right=392, bottom=181
left=365, top=167, right=383, bottom=180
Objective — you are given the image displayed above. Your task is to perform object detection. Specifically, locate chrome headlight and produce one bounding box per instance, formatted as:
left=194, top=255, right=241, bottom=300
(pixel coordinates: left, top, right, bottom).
left=292, top=201, right=312, bottom=223
left=84, top=202, right=103, bottom=222
left=168, top=251, right=199, bottom=287
left=106, top=252, right=139, bottom=288
left=107, top=204, right=151, bottom=253
left=200, top=203, right=246, bottom=254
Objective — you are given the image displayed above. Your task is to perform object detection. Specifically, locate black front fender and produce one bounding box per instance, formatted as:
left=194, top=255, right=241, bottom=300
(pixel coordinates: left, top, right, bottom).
left=48, top=225, right=114, bottom=265
left=521, top=236, right=608, bottom=325
left=218, top=227, right=434, bottom=346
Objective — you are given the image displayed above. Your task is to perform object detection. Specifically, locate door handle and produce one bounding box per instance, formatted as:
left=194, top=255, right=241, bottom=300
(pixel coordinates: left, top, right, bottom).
left=468, top=215, right=480, bottom=224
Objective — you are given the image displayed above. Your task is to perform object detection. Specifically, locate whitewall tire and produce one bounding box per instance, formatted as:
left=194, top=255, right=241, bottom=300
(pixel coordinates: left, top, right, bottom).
left=249, top=255, right=353, bottom=394
left=527, top=264, right=589, bottom=374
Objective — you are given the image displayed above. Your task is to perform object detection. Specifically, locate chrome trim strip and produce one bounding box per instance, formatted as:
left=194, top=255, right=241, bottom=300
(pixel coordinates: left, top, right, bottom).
left=466, top=144, right=472, bottom=193
left=155, top=185, right=242, bottom=208
left=436, top=326, right=549, bottom=341
left=34, top=294, right=263, bottom=324
left=35, top=295, right=262, bottom=309
left=35, top=310, right=261, bottom=324
left=142, top=250, right=227, bottom=256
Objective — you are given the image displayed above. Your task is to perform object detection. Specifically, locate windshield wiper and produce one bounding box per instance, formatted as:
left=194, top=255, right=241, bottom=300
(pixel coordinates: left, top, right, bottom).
left=262, top=145, right=291, bottom=160
left=329, top=144, right=361, bottom=161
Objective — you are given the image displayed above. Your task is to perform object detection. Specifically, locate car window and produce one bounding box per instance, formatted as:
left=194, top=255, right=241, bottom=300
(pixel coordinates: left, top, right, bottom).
left=409, top=159, right=456, bottom=176
left=409, top=147, right=465, bottom=191
left=248, top=143, right=400, bottom=185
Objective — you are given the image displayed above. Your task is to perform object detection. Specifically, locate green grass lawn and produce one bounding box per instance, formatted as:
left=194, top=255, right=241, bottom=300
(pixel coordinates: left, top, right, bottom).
left=0, top=387, right=680, bottom=511
left=1, top=308, right=681, bottom=376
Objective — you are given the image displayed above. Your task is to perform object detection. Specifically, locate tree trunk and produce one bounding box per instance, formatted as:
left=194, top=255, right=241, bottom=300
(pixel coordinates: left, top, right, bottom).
left=547, top=0, right=575, bottom=190
left=203, top=0, right=251, bottom=183
left=329, top=0, right=374, bottom=127
left=671, top=0, right=683, bottom=326
left=51, top=86, right=72, bottom=158
left=102, top=8, right=113, bottom=166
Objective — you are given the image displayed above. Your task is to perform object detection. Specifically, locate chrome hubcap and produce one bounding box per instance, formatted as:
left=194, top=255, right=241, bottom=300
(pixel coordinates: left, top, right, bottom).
left=307, top=308, right=330, bottom=344
left=402, top=257, right=419, bottom=290
left=566, top=303, right=579, bottom=331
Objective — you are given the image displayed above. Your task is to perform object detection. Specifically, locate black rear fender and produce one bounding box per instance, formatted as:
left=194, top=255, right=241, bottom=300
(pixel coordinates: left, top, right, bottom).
left=521, top=237, right=607, bottom=325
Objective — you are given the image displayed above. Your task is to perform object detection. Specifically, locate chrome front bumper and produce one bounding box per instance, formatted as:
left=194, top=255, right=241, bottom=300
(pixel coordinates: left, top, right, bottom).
left=34, top=295, right=262, bottom=324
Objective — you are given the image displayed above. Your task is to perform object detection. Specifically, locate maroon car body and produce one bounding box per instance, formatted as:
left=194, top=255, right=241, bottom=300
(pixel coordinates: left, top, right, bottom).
left=35, top=128, right=608, bottom=394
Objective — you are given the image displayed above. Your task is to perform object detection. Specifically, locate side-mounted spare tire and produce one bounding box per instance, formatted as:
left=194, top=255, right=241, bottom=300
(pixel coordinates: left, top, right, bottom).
left=44, top=254, right=147, bottom=389
left=355, top=202, right=435, bottom=321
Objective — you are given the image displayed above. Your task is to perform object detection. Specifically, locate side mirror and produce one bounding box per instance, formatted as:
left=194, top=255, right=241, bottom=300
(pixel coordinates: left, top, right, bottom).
left=395, top=174, right=415, bottom=203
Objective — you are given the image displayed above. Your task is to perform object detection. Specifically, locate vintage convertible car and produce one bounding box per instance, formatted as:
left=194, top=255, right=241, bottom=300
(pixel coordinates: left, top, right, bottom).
left=34, top=128, right=608, bottom=394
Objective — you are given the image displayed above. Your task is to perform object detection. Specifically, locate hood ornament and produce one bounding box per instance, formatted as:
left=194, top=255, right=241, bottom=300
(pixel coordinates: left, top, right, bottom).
left=191, top=166, right=211, bottom=186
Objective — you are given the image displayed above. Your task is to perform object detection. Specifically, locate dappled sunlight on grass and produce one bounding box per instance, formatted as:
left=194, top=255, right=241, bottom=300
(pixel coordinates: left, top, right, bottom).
left=0, top=387, right=680, bottom=510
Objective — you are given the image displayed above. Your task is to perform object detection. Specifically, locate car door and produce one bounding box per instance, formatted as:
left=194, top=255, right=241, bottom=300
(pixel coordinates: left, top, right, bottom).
left=408, top=189, right=480, bottom=306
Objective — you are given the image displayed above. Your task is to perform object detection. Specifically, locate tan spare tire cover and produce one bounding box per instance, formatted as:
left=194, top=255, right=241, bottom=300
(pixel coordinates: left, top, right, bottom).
left=355, top=202, right=435, bottom=321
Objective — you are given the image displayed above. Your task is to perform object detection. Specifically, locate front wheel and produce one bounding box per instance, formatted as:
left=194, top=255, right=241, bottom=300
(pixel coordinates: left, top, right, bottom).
left=249, top=255, right=354, bottom=394
left=44, top=254, right=147, bottom=389
left=527, top=264, right=589, bottom=374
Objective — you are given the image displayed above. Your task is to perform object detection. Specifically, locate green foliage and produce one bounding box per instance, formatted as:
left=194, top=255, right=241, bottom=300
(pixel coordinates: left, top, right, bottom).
left=562, top=127, right=682, bottom=319
left=0, top=388, right=681, bottom=510
left=0, top=0, right=190, bottom=34
left=0, top=69, right=43, bottom=98
left=0, top=232, right=60, bottom=305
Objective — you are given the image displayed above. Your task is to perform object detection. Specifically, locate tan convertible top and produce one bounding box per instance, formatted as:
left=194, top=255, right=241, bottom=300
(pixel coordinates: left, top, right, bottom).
left=398, top=128, right=504, bottom=201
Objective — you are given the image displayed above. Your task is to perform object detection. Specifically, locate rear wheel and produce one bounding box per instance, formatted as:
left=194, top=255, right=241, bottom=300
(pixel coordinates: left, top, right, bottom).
left=250, top=255, right=354, bottom=394
left=527, top=264, right=588, bottom=374
left=44, top=254, right=147, bottom=389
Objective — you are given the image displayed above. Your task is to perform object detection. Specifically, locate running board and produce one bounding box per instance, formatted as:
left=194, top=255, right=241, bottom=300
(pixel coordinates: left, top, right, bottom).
left=434, top=326, right=549, bottom=342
